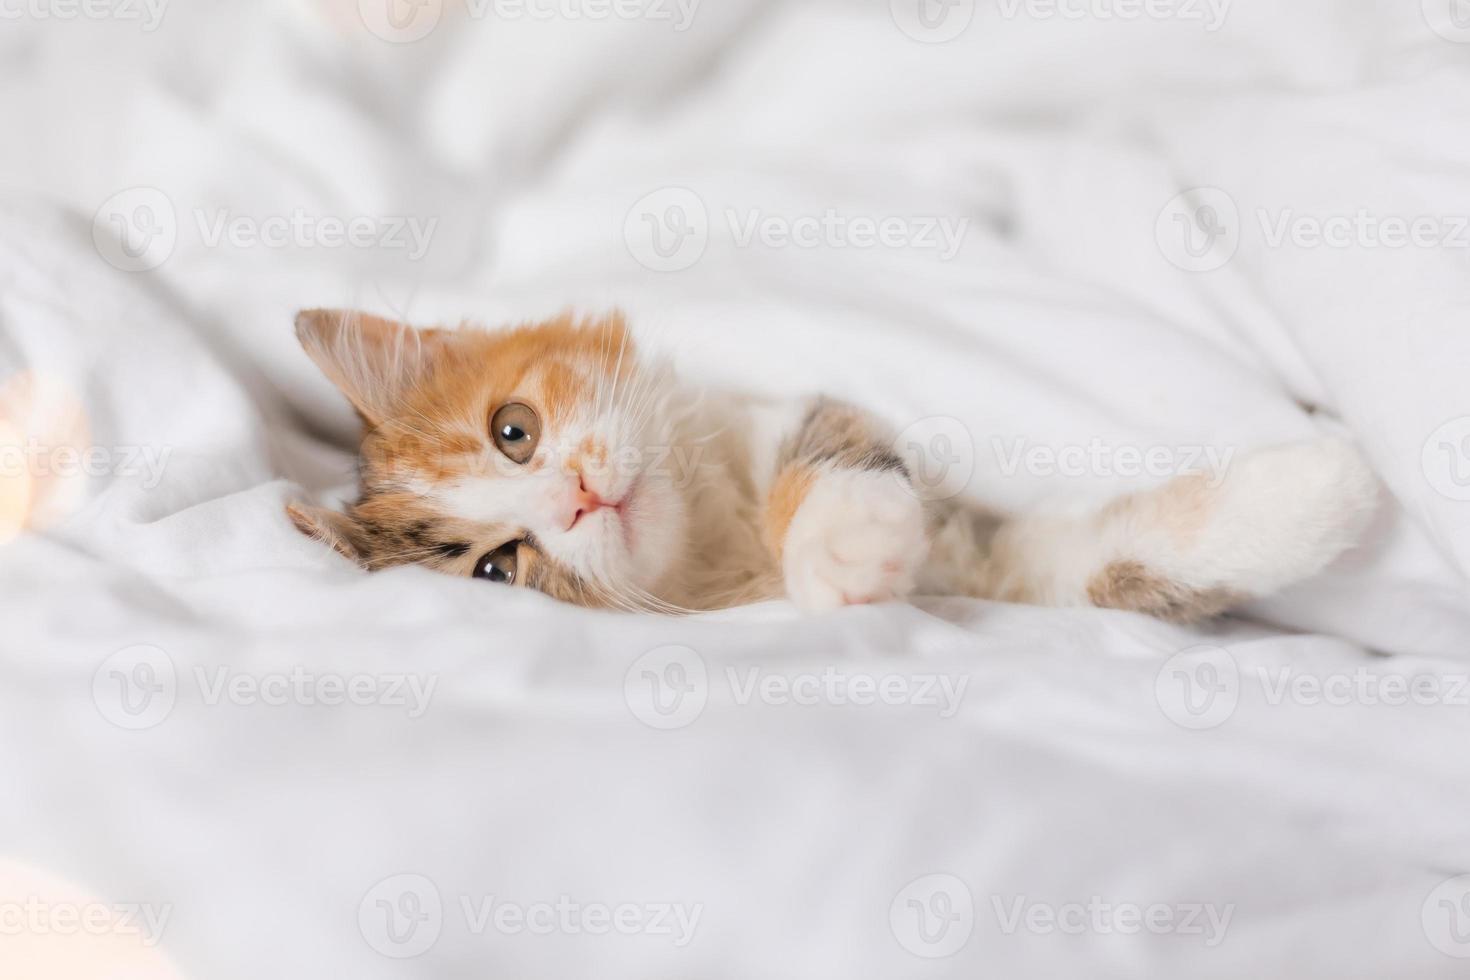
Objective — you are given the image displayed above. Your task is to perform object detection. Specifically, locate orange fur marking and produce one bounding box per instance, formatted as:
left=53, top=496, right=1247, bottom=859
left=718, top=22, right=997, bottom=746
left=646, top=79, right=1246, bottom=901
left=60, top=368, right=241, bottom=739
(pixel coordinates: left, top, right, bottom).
left=295, top=308, right=633, bottom=489
left=1101, top=472, right=1214, bottom=551
left=765, top=463, right=818, bottom=560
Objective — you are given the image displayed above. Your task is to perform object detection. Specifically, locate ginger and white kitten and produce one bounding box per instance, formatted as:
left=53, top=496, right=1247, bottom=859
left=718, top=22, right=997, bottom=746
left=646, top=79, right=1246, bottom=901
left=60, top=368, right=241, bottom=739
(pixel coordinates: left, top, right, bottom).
left=287, top=309, right=1379, bottom=619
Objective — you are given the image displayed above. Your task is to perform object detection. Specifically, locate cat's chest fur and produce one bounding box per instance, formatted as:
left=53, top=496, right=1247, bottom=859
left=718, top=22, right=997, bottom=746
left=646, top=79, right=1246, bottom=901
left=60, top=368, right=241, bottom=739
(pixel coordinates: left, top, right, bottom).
left=655, top=391, right=794, bottom=610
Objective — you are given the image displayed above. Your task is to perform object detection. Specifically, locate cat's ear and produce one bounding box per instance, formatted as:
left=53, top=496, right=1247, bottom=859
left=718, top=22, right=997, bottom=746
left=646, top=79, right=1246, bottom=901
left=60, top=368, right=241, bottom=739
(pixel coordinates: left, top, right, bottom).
left=286, top=502, right=366, bottom=565
left=293, top=309, right=446, bottom=424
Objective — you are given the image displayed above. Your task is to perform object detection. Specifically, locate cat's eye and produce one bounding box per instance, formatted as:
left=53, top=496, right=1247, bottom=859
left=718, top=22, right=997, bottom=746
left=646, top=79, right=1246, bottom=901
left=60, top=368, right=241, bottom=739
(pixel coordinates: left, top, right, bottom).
left=473, top=541, right=519, bottom=585
left=490, top=402, right=541, bottom=464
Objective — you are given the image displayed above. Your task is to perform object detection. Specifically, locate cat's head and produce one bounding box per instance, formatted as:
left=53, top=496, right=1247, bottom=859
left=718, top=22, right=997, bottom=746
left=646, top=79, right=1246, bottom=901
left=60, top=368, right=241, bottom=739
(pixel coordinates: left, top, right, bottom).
left=286, top=309, right=690, bottom=608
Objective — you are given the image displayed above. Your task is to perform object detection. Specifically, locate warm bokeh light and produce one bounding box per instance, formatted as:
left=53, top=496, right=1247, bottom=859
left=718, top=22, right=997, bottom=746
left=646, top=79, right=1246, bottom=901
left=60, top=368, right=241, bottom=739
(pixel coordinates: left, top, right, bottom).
left=0, top=419, right=30, bottom=546
left=0, top=371, right=91, bottom=539
left=0, top=858, right=188, bottom=980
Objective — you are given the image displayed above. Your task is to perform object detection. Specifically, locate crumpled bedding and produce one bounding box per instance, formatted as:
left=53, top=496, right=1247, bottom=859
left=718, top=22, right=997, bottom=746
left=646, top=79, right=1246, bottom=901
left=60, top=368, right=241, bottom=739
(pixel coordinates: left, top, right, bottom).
left=2, top=0, right=1470, bottom=976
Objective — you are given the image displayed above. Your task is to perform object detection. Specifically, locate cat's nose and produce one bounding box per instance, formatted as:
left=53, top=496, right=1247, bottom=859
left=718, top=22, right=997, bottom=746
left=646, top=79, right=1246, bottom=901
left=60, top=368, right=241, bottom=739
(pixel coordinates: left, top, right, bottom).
left=566, top=480, right=611, bottom=531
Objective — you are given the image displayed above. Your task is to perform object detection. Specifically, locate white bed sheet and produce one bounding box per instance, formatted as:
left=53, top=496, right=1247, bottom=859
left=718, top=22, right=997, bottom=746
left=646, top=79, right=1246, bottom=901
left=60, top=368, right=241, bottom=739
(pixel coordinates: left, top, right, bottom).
left=2, top=0, right=1470, bottom=976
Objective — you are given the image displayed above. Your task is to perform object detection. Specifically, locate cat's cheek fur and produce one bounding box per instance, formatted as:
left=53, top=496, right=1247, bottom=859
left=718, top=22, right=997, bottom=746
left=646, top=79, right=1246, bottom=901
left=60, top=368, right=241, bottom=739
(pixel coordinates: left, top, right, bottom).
left=431, top=467, right=570, bottom=536
left=623, top=473, right=689, bottom=589
left=780, top=468, right=930, bottom=611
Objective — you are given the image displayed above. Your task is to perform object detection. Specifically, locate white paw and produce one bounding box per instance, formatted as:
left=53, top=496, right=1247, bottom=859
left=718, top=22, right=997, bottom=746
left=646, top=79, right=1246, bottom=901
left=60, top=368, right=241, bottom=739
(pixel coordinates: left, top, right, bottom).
left=1204, top=437, right=1380, bottom=591
left=782, top=469, right=929, bottom=612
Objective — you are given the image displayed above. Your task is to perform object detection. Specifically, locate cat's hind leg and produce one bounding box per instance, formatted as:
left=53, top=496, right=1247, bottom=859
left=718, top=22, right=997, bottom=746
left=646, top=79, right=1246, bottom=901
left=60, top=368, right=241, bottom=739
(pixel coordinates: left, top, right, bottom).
left=976, top=439, right=1380, bottom=622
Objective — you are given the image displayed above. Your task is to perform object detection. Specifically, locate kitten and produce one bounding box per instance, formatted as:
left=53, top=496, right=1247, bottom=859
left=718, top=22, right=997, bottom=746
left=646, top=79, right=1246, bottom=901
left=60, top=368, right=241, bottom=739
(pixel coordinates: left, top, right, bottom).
left=287, top=309, right=1379, bottom=618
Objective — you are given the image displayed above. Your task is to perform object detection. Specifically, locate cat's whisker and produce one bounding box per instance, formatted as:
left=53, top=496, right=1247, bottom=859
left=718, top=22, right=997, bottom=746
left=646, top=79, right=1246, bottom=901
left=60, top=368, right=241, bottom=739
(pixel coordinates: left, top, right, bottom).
left=614, top=360, right=673, bottom=449
left=608, top=576, right=697, bottom=616
left=584, top=578, right=649, bottom=615
left=597, top=313, right=623, bottom=420
left=579, top=571, right=662, bottom=615
left=603, top=322, right=632, bottom=421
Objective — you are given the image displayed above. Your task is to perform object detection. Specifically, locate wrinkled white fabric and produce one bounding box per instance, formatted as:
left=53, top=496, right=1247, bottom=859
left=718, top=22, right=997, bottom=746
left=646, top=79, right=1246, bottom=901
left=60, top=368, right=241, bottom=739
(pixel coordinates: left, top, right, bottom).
left=2, top=1, right=1469, bottom=976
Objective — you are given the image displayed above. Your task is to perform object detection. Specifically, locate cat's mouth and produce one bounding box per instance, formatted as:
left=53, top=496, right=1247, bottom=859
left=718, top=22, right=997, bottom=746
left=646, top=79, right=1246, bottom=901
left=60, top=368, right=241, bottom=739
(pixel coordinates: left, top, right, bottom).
left=568, top=474, right=642, bottom=550
left=608, top=475, right=642, bottom=551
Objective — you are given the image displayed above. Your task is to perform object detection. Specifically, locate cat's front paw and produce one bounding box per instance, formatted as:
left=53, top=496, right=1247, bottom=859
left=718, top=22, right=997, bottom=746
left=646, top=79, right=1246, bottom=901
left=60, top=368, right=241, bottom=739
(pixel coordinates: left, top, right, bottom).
left=781, top=469, right=929, bottom=612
